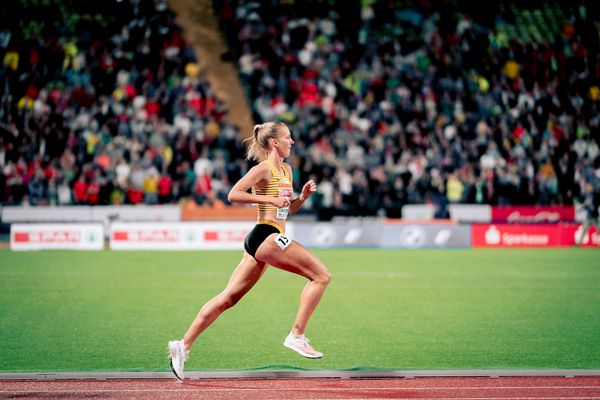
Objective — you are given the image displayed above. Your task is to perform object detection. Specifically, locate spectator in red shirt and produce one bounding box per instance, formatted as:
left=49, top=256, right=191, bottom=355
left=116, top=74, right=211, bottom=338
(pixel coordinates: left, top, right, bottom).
left=127, top=182, right=144, bottom=205
left=72, top=175, right=88, bottom=205
left=87, top=180, right=100, bottom=205
left=158, top=172, right=173, bottom=204
left=194, top=172, right=214, bottom=205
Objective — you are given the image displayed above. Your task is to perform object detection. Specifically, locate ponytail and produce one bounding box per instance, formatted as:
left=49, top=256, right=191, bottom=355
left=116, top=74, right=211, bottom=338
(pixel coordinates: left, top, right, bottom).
left=244, top=122, right=286, bottom=161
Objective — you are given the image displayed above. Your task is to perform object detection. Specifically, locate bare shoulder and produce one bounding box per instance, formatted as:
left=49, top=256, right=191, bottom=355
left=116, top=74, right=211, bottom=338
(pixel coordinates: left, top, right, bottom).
left=248, top=162, right=272, bottom=186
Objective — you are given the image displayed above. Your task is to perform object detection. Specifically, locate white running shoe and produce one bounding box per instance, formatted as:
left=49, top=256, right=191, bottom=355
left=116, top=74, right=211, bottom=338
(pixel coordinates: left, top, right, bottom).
left=168, top=339, right=189, bottom=381
left=283, top=333, right=323, bottom=359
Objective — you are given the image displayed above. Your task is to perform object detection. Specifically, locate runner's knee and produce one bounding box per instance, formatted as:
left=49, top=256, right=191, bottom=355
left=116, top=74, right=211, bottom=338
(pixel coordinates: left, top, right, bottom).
left=314, top=265, right=332, bottom=286
left=322, top=271, right=332, bottom=286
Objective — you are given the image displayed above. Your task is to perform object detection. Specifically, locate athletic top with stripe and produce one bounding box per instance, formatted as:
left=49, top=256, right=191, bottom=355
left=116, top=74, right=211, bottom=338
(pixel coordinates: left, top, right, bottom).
left=254, top=160, right=292, bottom=212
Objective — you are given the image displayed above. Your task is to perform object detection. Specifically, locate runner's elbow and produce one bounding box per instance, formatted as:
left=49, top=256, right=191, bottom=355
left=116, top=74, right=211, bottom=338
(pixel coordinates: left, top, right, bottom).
left=227, top=189, right=240, bottom=203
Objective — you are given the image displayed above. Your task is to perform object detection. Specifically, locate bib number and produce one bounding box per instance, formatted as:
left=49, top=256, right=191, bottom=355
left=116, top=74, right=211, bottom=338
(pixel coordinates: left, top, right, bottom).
left=276, top=207, right=289, bottom=219
left=274, top=233, right=291, bottom=250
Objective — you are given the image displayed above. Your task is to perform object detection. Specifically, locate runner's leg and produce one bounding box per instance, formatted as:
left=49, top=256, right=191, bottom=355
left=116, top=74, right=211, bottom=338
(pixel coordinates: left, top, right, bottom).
left=183, top=253, right=267, bottom=348
left=255, top=238, right=331, bottom=336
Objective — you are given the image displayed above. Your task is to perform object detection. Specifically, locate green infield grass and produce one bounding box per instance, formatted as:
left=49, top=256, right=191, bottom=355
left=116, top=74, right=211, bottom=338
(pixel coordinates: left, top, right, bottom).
left=0, top=248, right=599, bottom=373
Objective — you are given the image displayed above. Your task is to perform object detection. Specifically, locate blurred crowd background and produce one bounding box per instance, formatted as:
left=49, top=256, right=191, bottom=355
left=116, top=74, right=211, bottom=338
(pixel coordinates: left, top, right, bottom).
left=1, top=0, right=599, bottom=220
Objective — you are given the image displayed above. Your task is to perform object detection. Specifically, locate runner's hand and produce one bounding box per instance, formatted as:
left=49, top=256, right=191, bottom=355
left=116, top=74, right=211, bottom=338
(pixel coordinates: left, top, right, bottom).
left=300, top=180, right=317, bottom=201
left=271, top=197, right=291, bottom=208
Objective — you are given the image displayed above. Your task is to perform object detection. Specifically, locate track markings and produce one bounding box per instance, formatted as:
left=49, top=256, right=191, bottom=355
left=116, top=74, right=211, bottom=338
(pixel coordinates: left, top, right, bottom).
left=2, top=378, right=599, bottom=399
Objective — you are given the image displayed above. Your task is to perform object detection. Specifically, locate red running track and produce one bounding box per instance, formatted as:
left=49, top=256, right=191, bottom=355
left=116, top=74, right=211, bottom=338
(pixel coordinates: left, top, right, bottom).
left=1, top=377, right=599, bottom=399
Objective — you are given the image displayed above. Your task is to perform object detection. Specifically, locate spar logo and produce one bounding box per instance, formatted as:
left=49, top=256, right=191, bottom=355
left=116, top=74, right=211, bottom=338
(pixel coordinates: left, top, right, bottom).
left=13, top=231, right=81, bottom=243
left=112, top=230, right=180, bottom=242
left=277, top=188, right=293, bottom=198
left=203, top=230, right=248, bottom=242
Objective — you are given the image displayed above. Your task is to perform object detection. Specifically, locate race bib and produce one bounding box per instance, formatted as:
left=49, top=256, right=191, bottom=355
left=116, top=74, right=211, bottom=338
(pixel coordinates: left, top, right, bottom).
left=274, top=233, right=291, bottom=250
left=276, top=207, right=289, bottom=219
left=276, top=180, right=293, bottom=220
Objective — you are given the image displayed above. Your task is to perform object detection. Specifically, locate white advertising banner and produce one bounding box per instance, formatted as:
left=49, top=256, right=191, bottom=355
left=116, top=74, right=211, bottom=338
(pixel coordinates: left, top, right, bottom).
left=2, top=206, right=92, bottom=222
left=401, top=204, right=436, bottom=220
left=90, top=205, right=181, bottom=226
left=290, top=221, right=471, bottom=249
left=448, top=204, right=492, bottom=223
left=10, top=223, right=104, bottom=251
left=1, top=205, right=181, bottom=227
left=109, top=222, right=255, bottom=250
left=290, top=222, right=381, bottom=248
left=380, top=222, right=472, bottom=248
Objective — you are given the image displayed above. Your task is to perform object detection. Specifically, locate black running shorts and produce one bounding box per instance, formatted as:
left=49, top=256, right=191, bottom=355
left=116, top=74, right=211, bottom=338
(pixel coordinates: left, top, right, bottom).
left=244, top=224, right=281, bottom=258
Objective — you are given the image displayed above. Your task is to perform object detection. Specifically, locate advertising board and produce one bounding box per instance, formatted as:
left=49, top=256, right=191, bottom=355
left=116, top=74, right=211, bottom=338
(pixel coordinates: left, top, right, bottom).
left=290, top=222, right=381, bottom=248
left=291, top=221, right=471, bottom=249
left=448, top=204, right=491, bottom=223
left=491, top=206, right=575, bottom=223
left=472, top=224, right=600, bottom=247
left=10, top=223, right=104, bottom=251
left=381, top=223, right=472, bottom=248
left=109, top=222, right=254, bottom=250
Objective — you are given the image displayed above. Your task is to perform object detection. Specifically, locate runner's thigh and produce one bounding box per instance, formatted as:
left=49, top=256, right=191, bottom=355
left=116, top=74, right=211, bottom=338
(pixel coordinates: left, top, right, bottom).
left=223, top=252, right=268, bottom=296
left=255, top=234, right=328, bottom=280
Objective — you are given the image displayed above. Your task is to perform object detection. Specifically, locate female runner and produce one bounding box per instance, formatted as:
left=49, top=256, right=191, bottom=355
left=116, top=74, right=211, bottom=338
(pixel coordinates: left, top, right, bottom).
left=168, top=121, right=332, bottom=381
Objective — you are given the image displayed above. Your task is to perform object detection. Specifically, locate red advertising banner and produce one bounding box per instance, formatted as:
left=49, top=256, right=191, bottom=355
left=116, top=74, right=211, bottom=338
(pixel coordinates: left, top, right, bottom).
left=568, top=225, right=600, bottom=247
left=472, top=224, right=599, bottom=247
left=491, top=206, right=575, bottom=223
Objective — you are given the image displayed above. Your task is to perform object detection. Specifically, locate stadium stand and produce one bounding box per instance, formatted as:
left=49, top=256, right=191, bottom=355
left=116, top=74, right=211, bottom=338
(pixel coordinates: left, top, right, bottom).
left=217, top=0, right=600, bottom=219
left=1, top=0, right=599, bottom=221
left=0, top=0, right=247, bottom=208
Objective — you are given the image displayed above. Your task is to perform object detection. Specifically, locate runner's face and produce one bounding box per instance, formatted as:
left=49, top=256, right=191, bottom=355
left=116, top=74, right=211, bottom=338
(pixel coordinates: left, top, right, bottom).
left=275, top=129, right=294, bottom=158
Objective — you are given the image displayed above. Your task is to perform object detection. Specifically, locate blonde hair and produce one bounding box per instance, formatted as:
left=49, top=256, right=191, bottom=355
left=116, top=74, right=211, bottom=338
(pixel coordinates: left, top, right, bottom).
left=244, top=122, right=287, bottom=161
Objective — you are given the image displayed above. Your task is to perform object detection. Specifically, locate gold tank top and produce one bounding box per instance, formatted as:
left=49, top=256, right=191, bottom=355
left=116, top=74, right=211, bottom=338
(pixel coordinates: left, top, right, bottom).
left=254, top=161, right=293, bottom=218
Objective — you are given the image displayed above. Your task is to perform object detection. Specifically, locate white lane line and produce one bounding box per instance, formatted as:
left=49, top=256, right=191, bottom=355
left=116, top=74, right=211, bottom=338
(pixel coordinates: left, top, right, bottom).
left=2, top=369, right=599, bottom=380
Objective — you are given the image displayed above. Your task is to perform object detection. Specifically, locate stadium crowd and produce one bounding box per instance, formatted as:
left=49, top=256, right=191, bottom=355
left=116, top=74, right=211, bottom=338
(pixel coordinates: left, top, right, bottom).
left=0, top=0, right=246, bottom=208
left=1, top=0, right=599, bottom=220
left=218, top=0, right=600, bottom=218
